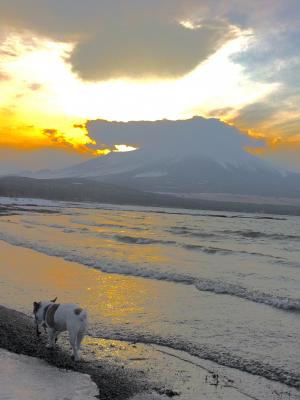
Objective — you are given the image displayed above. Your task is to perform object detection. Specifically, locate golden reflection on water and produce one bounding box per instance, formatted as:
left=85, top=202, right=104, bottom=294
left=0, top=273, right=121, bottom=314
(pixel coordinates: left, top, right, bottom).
left=0, top=240, right=162, bottom=325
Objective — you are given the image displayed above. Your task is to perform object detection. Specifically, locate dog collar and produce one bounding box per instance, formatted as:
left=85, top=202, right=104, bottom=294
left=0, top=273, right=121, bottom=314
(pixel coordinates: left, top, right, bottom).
left=42, top=304, right=51, bottom=322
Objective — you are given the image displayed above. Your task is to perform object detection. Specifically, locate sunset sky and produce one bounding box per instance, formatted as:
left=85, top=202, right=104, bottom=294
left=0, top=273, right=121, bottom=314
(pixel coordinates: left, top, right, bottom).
left=0, top=0, right=300, bottom=172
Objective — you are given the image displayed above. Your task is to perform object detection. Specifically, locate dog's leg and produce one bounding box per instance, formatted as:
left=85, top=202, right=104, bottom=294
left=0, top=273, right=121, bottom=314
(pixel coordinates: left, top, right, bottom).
left=54, top=331, right=60, bottom=343
left=35, top=322, right=41, bottom=337
left=76, top=330, right=85, bottom=351
left=46, top=328, right=56, bottom=349
left=69, top=330, right=80, bottom=361
left=75, top=330, right=85, bottom=360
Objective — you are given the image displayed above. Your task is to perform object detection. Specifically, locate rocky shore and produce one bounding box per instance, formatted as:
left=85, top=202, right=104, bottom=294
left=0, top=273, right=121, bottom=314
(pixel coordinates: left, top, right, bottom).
left=0, top=305, right=151, bottom=400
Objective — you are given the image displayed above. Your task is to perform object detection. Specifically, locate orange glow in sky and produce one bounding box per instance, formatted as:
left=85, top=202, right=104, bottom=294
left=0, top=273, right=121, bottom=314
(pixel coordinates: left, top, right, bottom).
left=0, top=30, right=279, bottom=155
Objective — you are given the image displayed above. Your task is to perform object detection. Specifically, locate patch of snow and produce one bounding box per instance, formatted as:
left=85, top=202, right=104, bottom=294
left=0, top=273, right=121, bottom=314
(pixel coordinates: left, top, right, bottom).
left=0, top=349, right=98, bottom=400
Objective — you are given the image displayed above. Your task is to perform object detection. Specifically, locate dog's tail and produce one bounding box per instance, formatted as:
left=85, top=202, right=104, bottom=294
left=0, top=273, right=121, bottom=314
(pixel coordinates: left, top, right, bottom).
left=74, top=307, right=87, bottom=321
left=80, top=310, right=87, bottom=322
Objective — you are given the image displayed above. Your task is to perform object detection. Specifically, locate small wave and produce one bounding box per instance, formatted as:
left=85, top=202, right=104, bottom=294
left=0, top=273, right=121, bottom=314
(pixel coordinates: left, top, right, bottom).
left=222, top=230, right=300, bottom=240
left=122, top=208, right=287, bottom=221
left=48, top=223, right=67, bottom=229
left=73, top=219, right=124, bottom=229
left=169, top=226, right=298, bottom=241
left=63, top=228, right=76, bottom=233
left=0, top=234, right=298, bottom=313
left=252, top=216, right=286, bottom=221
left=20, top=219, right=44, bottom=227
left=194, top=280, right=300, bottom=312
left=183, top=244, right=232, bottom=255
left=183, top=243, right=286, bottom=261
left=168, top=226, right=217, bottom=238
left=113, top=234, right=176, bottom=246
left=21, top=220, right=66, bottom=230
left=72, top=219, right=144, bottom=231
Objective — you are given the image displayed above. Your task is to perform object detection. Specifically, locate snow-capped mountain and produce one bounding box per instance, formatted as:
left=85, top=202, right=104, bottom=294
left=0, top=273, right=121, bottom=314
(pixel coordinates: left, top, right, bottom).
left=35, top=117, right=300, bottom=197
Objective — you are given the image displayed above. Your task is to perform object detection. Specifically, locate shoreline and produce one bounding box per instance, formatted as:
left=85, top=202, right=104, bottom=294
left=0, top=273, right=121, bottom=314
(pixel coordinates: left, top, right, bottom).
left=2, top=304, right=300, bottom=400
left=0, top=215, right=299, bottom=399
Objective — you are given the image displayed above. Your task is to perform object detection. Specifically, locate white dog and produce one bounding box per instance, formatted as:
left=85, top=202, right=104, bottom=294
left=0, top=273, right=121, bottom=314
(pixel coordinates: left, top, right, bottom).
left=33, top=297, right=88, bottom=361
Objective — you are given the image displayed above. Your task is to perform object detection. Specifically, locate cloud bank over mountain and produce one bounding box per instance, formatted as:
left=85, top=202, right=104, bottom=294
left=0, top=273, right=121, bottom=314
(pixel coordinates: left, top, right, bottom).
left=40, top=117, right=300, bottom=198
left=86, top=117, right=261, bottom=162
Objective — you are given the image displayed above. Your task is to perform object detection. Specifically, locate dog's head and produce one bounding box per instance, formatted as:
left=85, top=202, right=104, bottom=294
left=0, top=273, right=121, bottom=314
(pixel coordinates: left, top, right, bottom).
left=33, top=297, right=57, bottom=324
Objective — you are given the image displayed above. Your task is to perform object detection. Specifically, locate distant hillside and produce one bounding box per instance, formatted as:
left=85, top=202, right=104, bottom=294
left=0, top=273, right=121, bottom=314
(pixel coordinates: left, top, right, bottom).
left=1, top=176, right=300, bottom=216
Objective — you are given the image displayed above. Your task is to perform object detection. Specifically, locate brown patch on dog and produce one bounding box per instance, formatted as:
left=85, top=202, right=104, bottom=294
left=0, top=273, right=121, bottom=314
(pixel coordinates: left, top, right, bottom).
left=46, top=303, right=60, bottom=328
left=74, top=307, right=82, bottom=315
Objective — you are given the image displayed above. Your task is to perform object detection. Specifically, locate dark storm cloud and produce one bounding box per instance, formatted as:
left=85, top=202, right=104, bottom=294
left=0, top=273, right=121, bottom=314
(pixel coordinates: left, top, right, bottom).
left=1, top=1, right=298, bottom=80
left=69, top=19, right=234, bottom=80
left=0, top=0, right=238, bottom=80
left=1, top=0, right=298, bottom=82
left=1, top=0, right=298, bottom=84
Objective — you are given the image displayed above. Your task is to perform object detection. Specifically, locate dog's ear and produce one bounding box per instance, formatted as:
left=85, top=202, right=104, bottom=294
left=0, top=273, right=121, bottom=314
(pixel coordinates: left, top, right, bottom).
left=50, top=297, right=57, bottom=303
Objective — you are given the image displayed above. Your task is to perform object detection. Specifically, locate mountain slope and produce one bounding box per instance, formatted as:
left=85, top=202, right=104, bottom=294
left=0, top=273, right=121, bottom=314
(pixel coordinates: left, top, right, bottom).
left=33, top=117, right=300, bottom=197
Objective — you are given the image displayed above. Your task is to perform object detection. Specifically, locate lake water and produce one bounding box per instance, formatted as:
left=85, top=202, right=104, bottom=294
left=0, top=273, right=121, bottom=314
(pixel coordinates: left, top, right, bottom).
left=0, top=197, right=299, bottom=388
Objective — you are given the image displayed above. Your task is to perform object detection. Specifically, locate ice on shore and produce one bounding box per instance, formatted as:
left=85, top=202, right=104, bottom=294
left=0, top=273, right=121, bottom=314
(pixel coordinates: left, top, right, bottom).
left=0, top=349, right=98, bottom=400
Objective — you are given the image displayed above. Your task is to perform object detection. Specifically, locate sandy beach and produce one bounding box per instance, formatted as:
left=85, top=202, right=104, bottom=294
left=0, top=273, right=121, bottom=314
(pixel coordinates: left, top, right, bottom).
left=0, top=237, right=299, bottom=400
